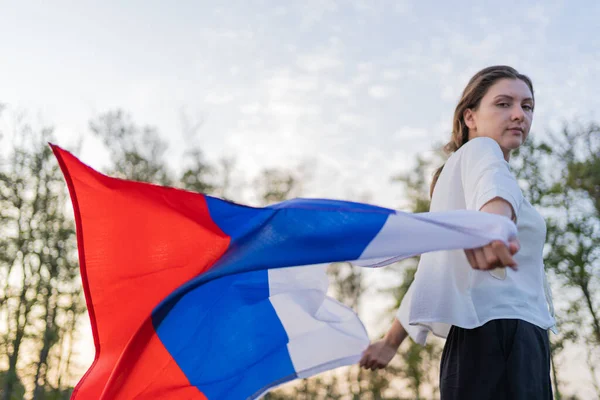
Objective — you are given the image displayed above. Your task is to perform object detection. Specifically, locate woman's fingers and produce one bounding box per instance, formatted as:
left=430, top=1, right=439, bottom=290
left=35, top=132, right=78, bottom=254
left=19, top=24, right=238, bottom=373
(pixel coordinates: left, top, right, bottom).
left=508, top=238, right=520, bottom=255
left=483, top=245, right=500, bottom=268
left=473, top=248, right=489, bottom=270
left=491, top=241, right=518, bottom=271
left=464, top=249, right=478, bottom=269
left=359, top=351, right=369, bottom=368
left=465, top=240, right=520, bottom=271
left=368, top=359, right=382, bottom=370
left=372, top=362, right=384, bottom=370
left=360, top=341, right=396, bottom=371
left=360, top=350, right=378, bottom=370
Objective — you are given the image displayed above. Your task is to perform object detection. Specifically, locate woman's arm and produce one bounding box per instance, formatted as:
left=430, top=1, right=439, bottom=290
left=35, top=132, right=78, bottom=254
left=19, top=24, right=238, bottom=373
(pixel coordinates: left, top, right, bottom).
left=481, top=196, right=515, bottom=220
left=464, top=197, right=520, bottom=271
left=359, top=318, right=408, bottom=370
left=460, top=139, right=523, bottom=271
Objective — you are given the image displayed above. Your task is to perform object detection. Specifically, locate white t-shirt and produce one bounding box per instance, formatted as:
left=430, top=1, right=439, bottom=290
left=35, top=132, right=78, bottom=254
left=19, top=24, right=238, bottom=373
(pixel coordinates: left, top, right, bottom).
left=396, top=137, right=556, bottom=345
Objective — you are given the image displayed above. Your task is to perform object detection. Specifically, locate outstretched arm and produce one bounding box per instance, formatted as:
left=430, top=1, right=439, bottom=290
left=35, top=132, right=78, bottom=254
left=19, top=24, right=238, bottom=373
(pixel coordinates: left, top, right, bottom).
left=464, top=197, right=520, bottom=271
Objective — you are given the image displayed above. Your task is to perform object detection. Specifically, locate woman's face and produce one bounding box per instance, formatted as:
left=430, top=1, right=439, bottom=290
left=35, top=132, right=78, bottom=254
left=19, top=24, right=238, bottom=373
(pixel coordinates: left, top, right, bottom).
left=464, top=78, right=534, bottom=160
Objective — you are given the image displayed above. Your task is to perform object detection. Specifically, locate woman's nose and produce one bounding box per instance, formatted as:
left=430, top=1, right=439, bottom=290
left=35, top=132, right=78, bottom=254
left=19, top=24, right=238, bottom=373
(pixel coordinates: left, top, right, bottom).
left=511, top=105, right=525, bottom=121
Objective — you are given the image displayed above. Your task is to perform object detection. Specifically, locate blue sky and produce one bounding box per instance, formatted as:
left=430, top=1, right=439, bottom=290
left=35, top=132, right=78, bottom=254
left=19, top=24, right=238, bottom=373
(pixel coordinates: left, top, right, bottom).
left=2, top=0, right=599, bottom=207
left=1, top=0, right=599, bottom=396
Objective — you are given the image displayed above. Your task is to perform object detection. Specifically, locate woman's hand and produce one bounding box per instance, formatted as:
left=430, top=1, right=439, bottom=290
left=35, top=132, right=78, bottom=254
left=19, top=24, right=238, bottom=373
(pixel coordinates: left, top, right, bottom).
left=359, top=318, right=407, bottom=370
left=467, top=197, right=521, bottom=271
left=359, top=339, right=399, bottom=371
left=464, top=238, right=520, bottom=271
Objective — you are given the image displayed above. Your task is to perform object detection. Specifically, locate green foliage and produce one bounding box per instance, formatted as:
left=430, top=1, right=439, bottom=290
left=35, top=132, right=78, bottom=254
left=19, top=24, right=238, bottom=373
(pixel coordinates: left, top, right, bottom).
left=0, top=120, right=83, bottom=400
left=513, top=123, right=600, bottom=398
left=0, top=371, right=25, bottom=400
left=388, top=151, right=445, bottom=399
left=254, top=168, right=300, bottom=205
left=89, top=110, right=173, bottom=186
left=180, top=149, right=216, bottom=194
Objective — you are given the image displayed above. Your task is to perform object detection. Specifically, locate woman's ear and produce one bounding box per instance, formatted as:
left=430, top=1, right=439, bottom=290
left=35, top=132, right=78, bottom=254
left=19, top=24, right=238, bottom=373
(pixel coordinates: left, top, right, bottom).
left=463, top=108, right=476, bottom=131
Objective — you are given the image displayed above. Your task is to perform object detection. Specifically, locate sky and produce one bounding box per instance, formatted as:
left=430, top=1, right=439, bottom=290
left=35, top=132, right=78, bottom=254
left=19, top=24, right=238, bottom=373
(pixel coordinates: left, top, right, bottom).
left=1, top=0, right=599, bottom=397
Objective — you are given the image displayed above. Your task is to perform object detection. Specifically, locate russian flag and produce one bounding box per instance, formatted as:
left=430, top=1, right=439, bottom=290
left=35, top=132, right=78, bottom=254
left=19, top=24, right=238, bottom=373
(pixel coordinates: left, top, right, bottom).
left=51, top=145, right=516, bottom=399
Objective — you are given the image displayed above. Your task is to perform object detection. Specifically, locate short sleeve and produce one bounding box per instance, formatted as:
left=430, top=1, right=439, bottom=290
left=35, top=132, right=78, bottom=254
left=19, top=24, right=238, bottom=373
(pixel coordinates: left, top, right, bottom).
left=460, top=137, right=524, bottom=218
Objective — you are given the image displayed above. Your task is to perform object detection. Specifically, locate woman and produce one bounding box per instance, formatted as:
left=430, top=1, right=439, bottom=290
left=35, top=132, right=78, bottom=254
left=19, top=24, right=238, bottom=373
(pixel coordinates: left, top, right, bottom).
left=359, top=66, right=556, bottom=399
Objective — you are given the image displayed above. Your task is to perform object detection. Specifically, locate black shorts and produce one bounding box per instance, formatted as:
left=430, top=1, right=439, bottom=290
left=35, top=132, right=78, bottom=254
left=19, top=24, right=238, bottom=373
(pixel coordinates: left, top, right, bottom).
left=440, top=319, right=552, bottom=400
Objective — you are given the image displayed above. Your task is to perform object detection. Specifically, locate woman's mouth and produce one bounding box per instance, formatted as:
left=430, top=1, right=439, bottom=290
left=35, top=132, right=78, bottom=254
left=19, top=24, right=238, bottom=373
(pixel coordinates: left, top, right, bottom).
left=508, top=128, right=523, bottom=135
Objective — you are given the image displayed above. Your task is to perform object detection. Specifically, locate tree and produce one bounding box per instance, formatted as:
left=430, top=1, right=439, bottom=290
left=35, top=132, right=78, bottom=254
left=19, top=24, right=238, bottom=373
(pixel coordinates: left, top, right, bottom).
left=89, top=110, right=173, bottom=185
left=90, top=109, right=228, bottom=198
left=512, top=122, right=600, bottom=398
left=253, top=167, right=301, bottom=205
left=384, top=152, right=445, bottom=399
left=0, top=115, right=83, bottom=400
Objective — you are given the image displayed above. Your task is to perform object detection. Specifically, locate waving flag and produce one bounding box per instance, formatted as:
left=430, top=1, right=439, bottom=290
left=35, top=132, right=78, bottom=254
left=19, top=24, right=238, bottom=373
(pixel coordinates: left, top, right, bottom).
left=51, top=145, right=517, bottom=400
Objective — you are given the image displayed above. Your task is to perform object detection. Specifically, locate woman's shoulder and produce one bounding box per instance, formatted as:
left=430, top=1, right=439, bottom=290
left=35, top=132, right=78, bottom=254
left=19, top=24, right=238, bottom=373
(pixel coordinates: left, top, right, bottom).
left=455, top=137, right=505, bottom=162
left=434, top=137, right=511, bottom=200
left=441, top=137, right=503, bottom=175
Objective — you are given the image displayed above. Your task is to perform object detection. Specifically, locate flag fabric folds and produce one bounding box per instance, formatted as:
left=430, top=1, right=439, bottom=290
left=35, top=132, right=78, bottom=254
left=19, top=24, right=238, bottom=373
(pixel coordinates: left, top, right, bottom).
left=51, top=145, right=517, bottom=400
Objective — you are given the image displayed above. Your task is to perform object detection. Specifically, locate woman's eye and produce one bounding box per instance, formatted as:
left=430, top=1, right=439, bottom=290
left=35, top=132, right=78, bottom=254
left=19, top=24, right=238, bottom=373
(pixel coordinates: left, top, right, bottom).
left=497, top=103, right=509, bottom=108
left=523, top=104, right=534, bottom=111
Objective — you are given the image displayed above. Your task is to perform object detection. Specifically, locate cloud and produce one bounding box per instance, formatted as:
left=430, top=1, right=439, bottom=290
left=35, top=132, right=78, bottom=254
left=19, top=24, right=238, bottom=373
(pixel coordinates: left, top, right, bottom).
left=296, top=0, right=339, bottom=28
left=338, top=112, right=367, bottom=128
left=351, top=71, right=371, bottom=87
left=297, top=52, right=342, bottom=73
left=431, top=59, right=453, bottom=75
left=323, top=82, right=353, bottom=98
left=267, top=102, right=319, bottom=119
left=525, top=3, right=551, bottom=28
left=240, top=102, right=262, bottom=115
left=441, top=84, right=459, bottom=102
left=382, top=69, right=403, bottom=81
left=368, top=85, right=391, bottom=99
left=204, top=92, right=235, bottom=105
left=394, top=126, right=429, bottom=143
left=266, top=70, right=320, bottom=95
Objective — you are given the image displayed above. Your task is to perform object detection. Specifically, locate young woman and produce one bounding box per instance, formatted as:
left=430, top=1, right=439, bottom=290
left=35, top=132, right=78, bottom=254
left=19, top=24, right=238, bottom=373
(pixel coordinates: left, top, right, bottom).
left=359, top=66, right=556, bottom=399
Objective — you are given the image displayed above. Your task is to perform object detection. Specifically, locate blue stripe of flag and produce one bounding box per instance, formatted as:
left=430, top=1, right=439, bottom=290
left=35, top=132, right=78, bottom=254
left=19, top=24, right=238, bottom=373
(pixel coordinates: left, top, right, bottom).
left=152, top=197, right=392, bottom=399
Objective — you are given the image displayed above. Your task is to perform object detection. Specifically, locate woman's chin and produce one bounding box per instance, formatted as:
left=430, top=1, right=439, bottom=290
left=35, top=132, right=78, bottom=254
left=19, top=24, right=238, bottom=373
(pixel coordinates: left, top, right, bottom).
left=504, top=137, right=524, bottom=150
